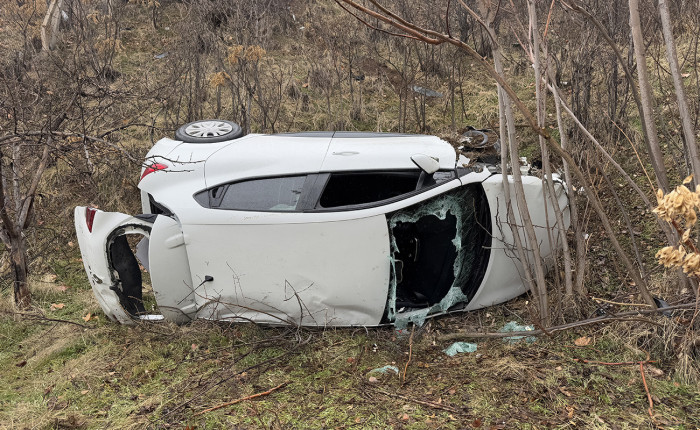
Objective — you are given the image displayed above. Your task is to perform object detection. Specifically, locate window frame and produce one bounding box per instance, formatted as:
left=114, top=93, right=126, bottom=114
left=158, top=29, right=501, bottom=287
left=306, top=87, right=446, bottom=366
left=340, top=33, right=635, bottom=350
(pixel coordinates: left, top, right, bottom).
left=193, top=174, right=317, bottom=212
left=192, top=169, right=458, bottom=213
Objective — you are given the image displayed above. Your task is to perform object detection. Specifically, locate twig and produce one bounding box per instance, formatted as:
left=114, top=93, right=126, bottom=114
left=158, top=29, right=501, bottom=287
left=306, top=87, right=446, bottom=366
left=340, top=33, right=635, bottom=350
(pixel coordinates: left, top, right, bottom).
left=438, top=302, right=697, bottom=342
left=193, top=382, right=287, bottom=416
left=2, top=310, right=94, bottom=329
left=640, top=362, right=656, bottom=423
left=402, top=324, right=414, bottom=383
left=575, top=358, right=656, bottom=366
left=592, top=296, right=650, bottom=307
left=367, top=386, right=463, bottom=414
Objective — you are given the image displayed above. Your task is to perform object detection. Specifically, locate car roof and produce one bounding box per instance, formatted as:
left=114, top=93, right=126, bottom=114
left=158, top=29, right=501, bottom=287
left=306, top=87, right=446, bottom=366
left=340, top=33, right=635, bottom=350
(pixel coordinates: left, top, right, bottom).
left=202, top=132, right=457, bottom=186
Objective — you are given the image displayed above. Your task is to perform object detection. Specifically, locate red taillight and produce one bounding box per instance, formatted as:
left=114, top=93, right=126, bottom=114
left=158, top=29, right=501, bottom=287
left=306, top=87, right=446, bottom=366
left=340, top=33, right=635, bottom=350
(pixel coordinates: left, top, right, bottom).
left=140, top=163, right=168, bottom=180
left=85, top=207, right=97, bottom=232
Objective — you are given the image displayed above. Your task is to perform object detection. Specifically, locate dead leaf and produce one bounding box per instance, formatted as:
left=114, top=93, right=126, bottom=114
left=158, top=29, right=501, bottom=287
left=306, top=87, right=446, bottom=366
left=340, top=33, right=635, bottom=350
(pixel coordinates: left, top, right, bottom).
left=302, top=82, right=309, bottom=88
left=574, top=336, right=591, bottom=346
left=558, top=386, right=572, bottom=397
left=83, top=313, right=92, bottom=322
left=15, top=360, right=27, bottom=367
left=191, top=344, right=198, bottom=351
left=681, top=73, right=690, bottom=78
left=57, top=285, right=69, bottom=292
left=566, top=405, right=575, bottom=419
left=50, top=303, right=65, bottom=311
left=80, top=390, right=89, bottom=395
left=645, top=364, right=664, bottom=377
left=368, top=376, right=378, bottom=383
left=472, top=418, right=482, bottom=427
left=67, top=241, right=74, bottom=247
left=400, top=413, right=410, bottom=421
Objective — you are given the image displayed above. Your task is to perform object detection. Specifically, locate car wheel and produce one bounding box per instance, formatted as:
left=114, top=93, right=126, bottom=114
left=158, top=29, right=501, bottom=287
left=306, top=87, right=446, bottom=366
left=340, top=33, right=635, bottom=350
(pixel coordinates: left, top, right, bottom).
left=175, top=119, right=243, bottom=143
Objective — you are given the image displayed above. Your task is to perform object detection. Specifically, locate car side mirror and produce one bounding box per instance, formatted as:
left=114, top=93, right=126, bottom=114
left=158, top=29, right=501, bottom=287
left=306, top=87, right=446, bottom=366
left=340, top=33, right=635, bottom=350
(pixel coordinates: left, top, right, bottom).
left=411, top=154, right=440, bottom=175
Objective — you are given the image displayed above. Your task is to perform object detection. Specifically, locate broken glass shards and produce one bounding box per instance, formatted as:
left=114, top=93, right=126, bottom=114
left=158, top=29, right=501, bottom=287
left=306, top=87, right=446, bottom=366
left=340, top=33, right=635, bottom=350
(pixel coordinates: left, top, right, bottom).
left=386, top=185, right=492, bottom=327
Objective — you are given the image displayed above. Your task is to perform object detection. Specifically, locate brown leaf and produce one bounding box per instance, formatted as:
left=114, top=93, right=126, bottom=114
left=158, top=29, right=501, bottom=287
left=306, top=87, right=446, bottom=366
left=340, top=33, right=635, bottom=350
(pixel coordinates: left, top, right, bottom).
left=558, top=386, right=572, bottom=397
left=472, top=418, right=483, bottom=427
left=15, top=360, right=27, bottom=367
left=368, top=376, right=378, bottom=383
left=80, top=390, right=89, bottom=395
left=645, top=364, right=664, bottom=377
left=82, top=313, right=92, bottom=322
left=57, top=285, right=69, bottom=292
left=574, top=336, right=591, bottom=346
left=50, top=303, right=65, bottom=311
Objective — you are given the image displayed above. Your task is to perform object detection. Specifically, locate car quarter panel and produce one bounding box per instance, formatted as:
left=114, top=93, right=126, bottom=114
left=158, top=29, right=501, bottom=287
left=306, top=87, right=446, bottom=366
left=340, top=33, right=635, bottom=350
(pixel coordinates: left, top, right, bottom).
left=148, top=215, right=197, bottom=324
left=203, top=135, right=333, bottom=189
left=182, top=214, right=391, bottom=326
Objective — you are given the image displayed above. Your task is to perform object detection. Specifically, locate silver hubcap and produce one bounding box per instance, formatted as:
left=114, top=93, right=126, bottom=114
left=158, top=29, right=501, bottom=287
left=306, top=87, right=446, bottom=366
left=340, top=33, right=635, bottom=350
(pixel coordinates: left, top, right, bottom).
left=184, top=121, right=233, bottom=138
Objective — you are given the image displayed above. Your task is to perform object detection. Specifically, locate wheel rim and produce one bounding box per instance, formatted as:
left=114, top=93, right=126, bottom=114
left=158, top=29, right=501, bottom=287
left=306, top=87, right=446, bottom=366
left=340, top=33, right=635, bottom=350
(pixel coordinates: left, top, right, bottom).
left=184, top=121, right=234, bottom=138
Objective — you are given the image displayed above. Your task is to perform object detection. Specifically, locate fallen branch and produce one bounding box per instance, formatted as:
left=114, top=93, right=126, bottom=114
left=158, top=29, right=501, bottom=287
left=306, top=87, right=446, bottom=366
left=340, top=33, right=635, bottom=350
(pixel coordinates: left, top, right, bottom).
left=367, top=386, right=463, bottom=414
left=574, top=351, right=657, bottom=424
left=194, top=382, right=287, bottom=416
left=640, top=362, right=656, bottom=423
left=1, top=310, right=94, bottom=329
left=437, top=302, right=697, bottom=342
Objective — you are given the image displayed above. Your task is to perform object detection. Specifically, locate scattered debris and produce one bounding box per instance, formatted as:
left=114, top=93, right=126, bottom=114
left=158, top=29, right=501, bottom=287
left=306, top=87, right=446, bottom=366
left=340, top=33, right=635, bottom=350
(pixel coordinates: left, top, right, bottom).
left=653, top=297, right=672, bottom=317
left=411, top=85, right=443, bottom=98
left=457, top=128, right=491, bottom=149
left=368, top=365, right=400, bottom=375
left=153, top=52, right=169, bottom=59
left=443, top=342, right=477, bottom=356
left=499, top=321, right=536, bottom=344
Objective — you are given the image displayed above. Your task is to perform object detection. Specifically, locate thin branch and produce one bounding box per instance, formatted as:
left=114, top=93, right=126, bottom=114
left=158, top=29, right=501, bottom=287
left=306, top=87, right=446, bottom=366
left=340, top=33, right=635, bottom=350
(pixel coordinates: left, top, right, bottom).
left=367, top=386, right=463, bottom=414
left=194, top=382, right=287, bottom=416
left=438, top=302, right=697, bottom=342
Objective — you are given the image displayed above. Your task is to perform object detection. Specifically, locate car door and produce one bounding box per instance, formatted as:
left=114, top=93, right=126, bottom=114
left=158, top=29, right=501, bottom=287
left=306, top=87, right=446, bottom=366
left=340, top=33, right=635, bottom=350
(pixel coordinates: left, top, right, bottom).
left=180, top=174, right=393, bottom=326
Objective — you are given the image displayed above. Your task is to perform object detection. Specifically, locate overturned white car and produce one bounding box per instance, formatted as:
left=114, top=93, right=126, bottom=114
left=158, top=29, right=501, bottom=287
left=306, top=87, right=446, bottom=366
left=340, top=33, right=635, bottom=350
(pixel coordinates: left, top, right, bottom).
left=75, top=119, right=569, bottom=327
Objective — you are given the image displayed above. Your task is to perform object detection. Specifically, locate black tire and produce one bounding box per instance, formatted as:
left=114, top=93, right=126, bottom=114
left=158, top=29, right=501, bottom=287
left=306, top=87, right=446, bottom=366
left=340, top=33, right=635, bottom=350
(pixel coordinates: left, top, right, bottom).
left=175, top=119, right=243, bottom=143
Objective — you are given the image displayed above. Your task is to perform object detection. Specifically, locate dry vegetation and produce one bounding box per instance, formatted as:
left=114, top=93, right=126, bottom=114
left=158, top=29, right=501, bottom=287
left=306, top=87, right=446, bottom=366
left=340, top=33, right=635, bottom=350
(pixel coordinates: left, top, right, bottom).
left=1, top=0, right=700, bottom=427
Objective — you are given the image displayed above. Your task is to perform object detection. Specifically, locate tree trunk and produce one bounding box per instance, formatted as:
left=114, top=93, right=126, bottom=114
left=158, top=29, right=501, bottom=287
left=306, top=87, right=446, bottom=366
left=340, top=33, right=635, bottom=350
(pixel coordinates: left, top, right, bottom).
left=628, top=0, right=670, bottom=191
left=10, top=236, right=31, bottom=309
left=658, top=0, right=700, bottom=184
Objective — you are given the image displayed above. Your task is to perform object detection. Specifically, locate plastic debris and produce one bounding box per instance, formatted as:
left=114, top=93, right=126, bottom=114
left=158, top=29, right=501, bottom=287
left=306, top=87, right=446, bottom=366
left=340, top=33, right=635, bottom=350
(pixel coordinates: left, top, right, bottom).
left=443, top=342, right=477, bottom=356
left=411, top=85, right=444, bottom=98
left=368, top=365, right=400, bottom=375
left=499, top=321, right=537, bottom=344
left=653, top=297, right=672, bottom=318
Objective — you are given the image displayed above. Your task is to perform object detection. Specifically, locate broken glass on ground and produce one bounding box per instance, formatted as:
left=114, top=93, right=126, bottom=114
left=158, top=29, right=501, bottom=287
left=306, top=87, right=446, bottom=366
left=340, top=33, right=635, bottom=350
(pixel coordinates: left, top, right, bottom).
left=368, top=365, right=400, bottom=375
left=443, top=342, right=477, bottom=356
left=499, top=321, right=537, bottom=344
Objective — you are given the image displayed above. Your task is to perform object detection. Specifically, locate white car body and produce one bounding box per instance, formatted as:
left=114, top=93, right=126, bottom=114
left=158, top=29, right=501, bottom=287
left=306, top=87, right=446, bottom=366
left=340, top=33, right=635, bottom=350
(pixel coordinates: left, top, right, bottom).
left=74, top=124, right=569, bottom=327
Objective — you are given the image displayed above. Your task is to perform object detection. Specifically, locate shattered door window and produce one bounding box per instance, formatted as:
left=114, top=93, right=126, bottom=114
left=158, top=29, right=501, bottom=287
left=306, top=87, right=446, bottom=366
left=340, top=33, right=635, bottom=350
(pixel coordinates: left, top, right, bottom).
left=318, top=171, right=421, bottom=208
